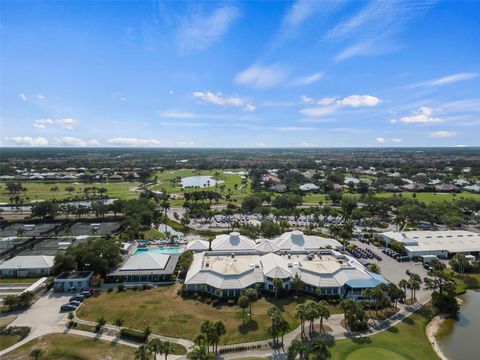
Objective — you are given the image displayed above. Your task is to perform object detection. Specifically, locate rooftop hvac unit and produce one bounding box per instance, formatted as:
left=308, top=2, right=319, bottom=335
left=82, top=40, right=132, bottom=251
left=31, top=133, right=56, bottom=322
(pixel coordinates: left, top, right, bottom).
left=288, top=263, right=293, bottom=268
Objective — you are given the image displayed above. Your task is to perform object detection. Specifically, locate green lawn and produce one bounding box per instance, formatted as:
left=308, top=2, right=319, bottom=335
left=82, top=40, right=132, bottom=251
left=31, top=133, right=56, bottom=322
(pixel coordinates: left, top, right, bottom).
left=77, top=284, right=328, bottom=345
left=453, top=273, right=480, bottom=294
left=374, top=191, right=480, bottom=203
left=329, top=310, right=439, bottom=360
left=304, top=191, right=480, bottom=205
left=2, top=333, right=136, bottom=360
left=0, top=278, right=40, bottom=284
left=0, top=334, right=21, bottom=351
left=0, top=181, right=140, bottom=203
left=150, top=169, right=250, bottom=202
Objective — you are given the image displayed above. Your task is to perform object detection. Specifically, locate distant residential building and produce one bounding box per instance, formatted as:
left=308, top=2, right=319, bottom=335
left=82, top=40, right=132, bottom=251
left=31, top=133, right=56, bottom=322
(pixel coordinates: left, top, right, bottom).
left=464, top=184, right=480, bottom=193
left=344, top=177, right=360, bottom=185
left=435, top=183, right=459, bottom=192
left=299, top=183, right=319, bottom=191
left=270, top=184, right=288, bottom=193
left=453, top=179, right=470, bottom=186
left=402, top=183, right=426, bottom=191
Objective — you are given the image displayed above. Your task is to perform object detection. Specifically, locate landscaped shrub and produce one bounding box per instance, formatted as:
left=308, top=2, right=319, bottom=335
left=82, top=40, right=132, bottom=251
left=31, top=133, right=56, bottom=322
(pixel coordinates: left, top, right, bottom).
left=227, top=299, right=235, bottom=306
left=107, top=287, right=113, bottom=293
left=117, top=284, right=125, bottom=292
left=119, top=328, right=148, bottom=343
left=0, top=326, right=31, bottom=340
left=205, top=298, right=211, bottom=305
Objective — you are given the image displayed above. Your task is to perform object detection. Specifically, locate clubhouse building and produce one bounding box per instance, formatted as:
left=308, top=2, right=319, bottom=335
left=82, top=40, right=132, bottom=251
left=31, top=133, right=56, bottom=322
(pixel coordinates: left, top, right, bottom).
left=184, top=231, right=387, bottom=299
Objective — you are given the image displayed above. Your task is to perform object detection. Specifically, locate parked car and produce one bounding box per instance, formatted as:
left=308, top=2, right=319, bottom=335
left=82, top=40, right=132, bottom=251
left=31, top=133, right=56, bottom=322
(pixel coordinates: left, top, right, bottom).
left=60, top=304, right=77, bottom=312
left=79, top=291, right=92, bottom=298
left=69, top=300, right=82, bottom=307
left=70, top=295, right=85, bottom=302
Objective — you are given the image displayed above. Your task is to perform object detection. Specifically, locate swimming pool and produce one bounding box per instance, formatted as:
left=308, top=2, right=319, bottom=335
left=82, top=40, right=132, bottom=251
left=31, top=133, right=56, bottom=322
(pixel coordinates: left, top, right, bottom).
left=135, top=247, right=183, bottom=255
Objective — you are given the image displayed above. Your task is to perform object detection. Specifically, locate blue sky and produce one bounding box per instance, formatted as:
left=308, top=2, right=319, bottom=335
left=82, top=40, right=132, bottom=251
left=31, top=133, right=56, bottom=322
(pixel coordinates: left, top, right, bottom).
left=1, top=0, right=479, bottom=147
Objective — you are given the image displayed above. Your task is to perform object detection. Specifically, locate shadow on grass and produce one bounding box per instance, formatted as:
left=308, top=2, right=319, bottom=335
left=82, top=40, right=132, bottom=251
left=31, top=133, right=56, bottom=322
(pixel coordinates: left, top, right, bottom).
left=351, top=336, right=372, bottom=345
left=238, top=320, right=259, bottom=334
left=386, top=325, right=399, bottom=333
left=402, top=316, right=414, bottom=326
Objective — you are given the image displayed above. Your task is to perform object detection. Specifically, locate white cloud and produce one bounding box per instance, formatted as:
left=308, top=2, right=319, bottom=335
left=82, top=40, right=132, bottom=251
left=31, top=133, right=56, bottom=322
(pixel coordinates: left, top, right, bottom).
left=376, top=137, right=402, bottom=144
left=398, top=107, right=442, bottom=124
left=193, top=91, right=243, bottom=107
left=326, top=1, right=432, bottom=61
left=55, top=137, right=87, bottom=147
left=34, top=119, right=55, bottom=129
left=235, top=64, right=287, bottom=88
left=88, top=139, right=100, bottom=146
left=300, top=105, right=339, bottom=117
left=113, top=92, right=127, bottom=102
left=19, top=93, right=27, bottom=102
left=176, top=141, right=196, bottom=147
left=300, top=94, right=381, bottom=117
left=429, top=131, right=458, bottom=138
left=243, top=104, right=256, bottom=112
left=56, top=118, right=78, bottom=130
left=276, top=126, right=316, bottom=132
left=317, top=97, right=337, bottom=106
left=36, top=94, right=45, bottom=100
left=337, top=94, right=381, bottom=107
left=296, top=142, right=316, bottom=147
left=107, top=137, right=162, bottom=146
left=158, top=111, right=198, bottom=119
left=289, top=72, right=324, bottom=86
left=300, top=95, right=315, bottom=104
left=10, top=136, right=49, bottom=146
left=34, top=118, right=78, bottom=130
left=411, top=72, right=478, bottom=88
left=177, top=5, right=240, bottom=52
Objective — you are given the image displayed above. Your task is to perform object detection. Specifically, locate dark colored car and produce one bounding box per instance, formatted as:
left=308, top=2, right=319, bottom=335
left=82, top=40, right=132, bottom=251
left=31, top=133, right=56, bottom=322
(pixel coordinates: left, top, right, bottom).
left=60, top=304, right=77, bottom=312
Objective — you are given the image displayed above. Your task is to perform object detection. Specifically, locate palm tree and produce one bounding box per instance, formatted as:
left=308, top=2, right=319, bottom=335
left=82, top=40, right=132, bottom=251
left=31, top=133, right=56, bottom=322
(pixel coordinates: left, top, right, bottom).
left=305, top=301, right=318, bottom=337
left=295, top=304, right=307, bottom=339
left=212, top=321, right=226, bottom=355
left=288, top=339, right=308, bottom=360
left=148, top=338, right=162, bottom=360
left=135, top=344, right=151, bottom=360
left=238, top=295, right=249, bottom=324
left=292, top=273, right=303, bottom=296
left=273, top=277, right=283, bottom=299
left=200, top=321, right=214, bottom=353
left=398, top=279, right=408, bottom=295
left=317, top=300, right=330, bottom=334
left=244, top=288, right=258, bottom=321
left=309, top=338, right=331, bottom=360
left=161, top=341, right=174, bottom=360
left=161, top=200, right=171, bottom=219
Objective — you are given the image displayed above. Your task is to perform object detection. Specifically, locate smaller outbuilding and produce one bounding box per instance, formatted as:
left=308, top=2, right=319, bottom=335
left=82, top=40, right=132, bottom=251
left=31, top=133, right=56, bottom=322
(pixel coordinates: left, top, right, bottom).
left=54, top=271, right=93, bottom=292
left=0, top=255, right=54, bottom=277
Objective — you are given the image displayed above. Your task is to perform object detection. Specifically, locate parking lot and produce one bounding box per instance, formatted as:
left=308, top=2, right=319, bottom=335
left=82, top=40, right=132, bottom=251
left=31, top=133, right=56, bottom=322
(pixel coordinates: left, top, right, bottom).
left=350, top=239, right=431, bottom=303
left=7, top=290, right=71, bottom=337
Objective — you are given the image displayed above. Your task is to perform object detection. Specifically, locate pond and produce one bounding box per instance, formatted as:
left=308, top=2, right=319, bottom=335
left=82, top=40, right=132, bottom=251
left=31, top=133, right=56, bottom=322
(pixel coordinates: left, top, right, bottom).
left=180, top=175, right=223, bottom=188
left=437, top=289, right=480, bottom=360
